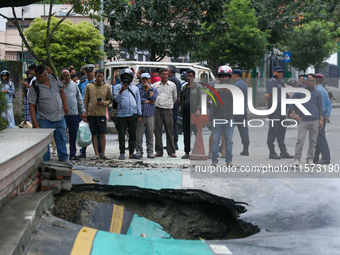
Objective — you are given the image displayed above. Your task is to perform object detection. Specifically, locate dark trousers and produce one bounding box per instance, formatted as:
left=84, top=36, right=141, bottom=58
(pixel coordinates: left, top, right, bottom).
left=79, top=116, right=101, bottom=155
left=65, top=115, right=79, bottom=157
left=172, top=101, right=179, bottom=144
left=234, top=116, right=250, bottom=144
left=118, top=114, right=138, bottom=155
left=183, top=113, right=197, bottom=154
left=267, top=114, right=286, bottom=147
left=314, top=120, right=331, bottom=161
left=155, top=107, right=175, bottom=155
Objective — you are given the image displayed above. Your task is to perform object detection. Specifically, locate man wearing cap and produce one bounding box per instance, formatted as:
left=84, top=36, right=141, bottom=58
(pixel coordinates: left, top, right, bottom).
left=77, top=64, right=101, bottom=158
left=231, top=69, right=250, bottom=156
left=136, top=73, right=158, bottom=158
left=289, top=73, right=324, bottom=167
left=314, top=73, right=332, bottom=164
left=265, top=66, right=294, bottom=159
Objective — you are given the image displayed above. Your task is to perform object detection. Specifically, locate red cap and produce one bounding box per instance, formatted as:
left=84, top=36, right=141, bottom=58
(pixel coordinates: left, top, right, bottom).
left=315, top=73, right=325, bottom=79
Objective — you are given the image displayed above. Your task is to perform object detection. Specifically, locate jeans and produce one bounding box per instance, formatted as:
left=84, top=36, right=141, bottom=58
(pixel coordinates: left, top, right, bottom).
left=314, top=120, right=331, bottom=161
left=64, top=115, right=79, bottom=157
left=212, top=119, right=234, bottom=163
left=5, top=103, right=15, bottom=128
left=38, top=118, right=68, bottom=161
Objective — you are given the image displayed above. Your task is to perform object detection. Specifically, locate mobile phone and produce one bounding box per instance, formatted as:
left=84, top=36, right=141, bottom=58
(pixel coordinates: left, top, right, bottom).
left=97, top=97, right=102, bottom=101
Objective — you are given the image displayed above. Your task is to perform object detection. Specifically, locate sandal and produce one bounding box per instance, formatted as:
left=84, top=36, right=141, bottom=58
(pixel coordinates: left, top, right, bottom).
left=101, top=156, right=111, bottom=160
left=154, top=154, right=163, bottom=157
left=169, top=154, right=177, bottom=158
left=119, top=154, right=125, bottom=160
left=129, top=154, right=141, bottom=159
left=90, top=156, right=99, bottom=160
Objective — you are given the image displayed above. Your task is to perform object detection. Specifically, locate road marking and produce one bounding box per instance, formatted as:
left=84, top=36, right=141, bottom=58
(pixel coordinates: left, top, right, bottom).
left=209, top=244, right=233, bottom=254
left=182, top=170, right=194, bottom=188
left=73, top=170, right=95, bottom=184
left=70, top=227, right=97, bottom=255
left=109, top=205, right=124, bottom=233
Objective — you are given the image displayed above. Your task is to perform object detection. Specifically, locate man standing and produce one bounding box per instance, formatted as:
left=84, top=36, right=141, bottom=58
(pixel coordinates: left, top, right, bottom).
left=136, top=73, right=158, bottom=158
left=27, top=65, right=72, bottom=167
left=232, top=69, right=250, bottom=156
left=61, top=69, right=86, bottom=160
left=113, top=68, right=142, bottom=160
left=83, top=70, right=113, bottom=160
left=314, top=73, right=332, bottom=164
left=179, top=69, right=201, bottom=159
left=211, top=65, right=234, bottom=167
left=265, top=66, right=293, bottom=159
left=153, top=68, right=177, bottom=157
left=168, top=65, right=181, bottom=150
left=289, top=74, right=324, bottom=166
left=77, top=64, right=100, bottom=158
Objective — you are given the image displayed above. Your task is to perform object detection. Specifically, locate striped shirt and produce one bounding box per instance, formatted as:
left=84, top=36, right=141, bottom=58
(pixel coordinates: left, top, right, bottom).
left=152, top=80, right=177, bottom=109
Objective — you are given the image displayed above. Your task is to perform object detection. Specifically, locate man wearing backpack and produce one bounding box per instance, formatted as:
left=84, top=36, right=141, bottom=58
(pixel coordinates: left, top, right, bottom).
left=27, top=65, right=72, bottom=167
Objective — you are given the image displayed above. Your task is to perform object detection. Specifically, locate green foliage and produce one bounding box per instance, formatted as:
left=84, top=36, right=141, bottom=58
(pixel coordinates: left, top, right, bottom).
left=103, top=0, right=227, bottom=61
left=285, top=21, right=339, bottom=72
left=191, top=0, right=268, bottom=72
left=250, top=0, right=334, bottom=50
left=0, top=89, right=9, bottom=132
left=24, top=17, right=105, bottom=72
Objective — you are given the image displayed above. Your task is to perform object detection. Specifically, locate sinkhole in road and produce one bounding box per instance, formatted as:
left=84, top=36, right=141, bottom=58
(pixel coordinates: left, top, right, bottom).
left=53, top=184, right=260, bottom=240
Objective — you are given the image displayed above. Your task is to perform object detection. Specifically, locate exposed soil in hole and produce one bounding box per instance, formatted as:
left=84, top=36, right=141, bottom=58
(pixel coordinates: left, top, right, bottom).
left=53, top=185, right=259, bottom=240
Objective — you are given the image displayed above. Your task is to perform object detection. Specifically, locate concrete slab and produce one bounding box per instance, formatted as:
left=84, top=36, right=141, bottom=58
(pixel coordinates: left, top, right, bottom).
left=0, top=191, right=54, bottom=255
left=0, top=129, right=53, bottom=202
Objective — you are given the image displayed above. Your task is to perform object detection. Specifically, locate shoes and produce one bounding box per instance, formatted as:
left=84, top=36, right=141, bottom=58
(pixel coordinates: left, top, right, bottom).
left=181, top=154, right=189, bottom=159
left=69, top=156, right=80, bottom=161
left=129, top=154, right=142, bottom=159
left=316, top=159, right=330, bottom=165
left=77, top=153, right=86, bottom=158
left=119, top=154, right=125, bottom=160
left=136, top=152, right=143, bottom=158
left=154, top=154, right=163, bottom=157
left=279, top=145, right=294, bottom=159
left=293, top=159, right=300, bottom=167
left=240, top=143, right=249, bottom=156
left=226, top=162, right=234, bottom=167
left=147, top=153, right=155, bottom=158
left=212, top=161, right=217, bottom=167
left=169, top=154, right=177, bottom=158
left=60, top=159, right=73, bottom=168
left=269, top=147, right=281, bottom=159
left=306, top=160, right=315, bottom=166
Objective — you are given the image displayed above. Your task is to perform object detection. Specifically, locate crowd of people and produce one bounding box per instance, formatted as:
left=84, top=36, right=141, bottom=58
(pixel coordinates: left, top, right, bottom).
left=0, top=62, right=334, bottom=167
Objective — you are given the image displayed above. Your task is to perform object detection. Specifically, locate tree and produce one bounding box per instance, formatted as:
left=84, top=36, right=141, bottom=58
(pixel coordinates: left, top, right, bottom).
left=103, top=0, right=227, bottom=62
left=285, top=21, right=339, bottom=72
left=250, top=0, right=334, bottom=51
left=24, top=17, right=104, bottom=71
left=0, top=0, right=102, bottom=75
left=191, top=0, right=269, bottom=73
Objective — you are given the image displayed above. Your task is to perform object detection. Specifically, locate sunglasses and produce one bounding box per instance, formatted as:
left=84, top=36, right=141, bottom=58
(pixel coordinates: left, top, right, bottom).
left=85, top=68, right=94, bottom=72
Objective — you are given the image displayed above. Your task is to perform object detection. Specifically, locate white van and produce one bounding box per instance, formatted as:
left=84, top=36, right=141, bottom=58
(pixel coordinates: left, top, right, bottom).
left=104, top=61, right=215, bottom=85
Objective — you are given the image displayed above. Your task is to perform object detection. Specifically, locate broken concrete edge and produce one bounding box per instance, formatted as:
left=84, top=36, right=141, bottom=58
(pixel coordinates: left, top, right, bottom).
left=70, top=184, right=260, bottom=235
left=0, top=191, right=54, bottom=255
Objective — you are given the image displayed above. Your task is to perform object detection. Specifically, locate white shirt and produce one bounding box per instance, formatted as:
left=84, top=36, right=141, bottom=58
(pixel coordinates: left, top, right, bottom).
left=152, top=80, right=177, bottom=109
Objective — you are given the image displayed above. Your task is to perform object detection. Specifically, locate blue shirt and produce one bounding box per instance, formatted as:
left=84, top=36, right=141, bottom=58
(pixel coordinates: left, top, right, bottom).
left=233, top=78, right=248, bottom=117
left=289, top=86, right=324, bottom=122
left=316, top=84, right=332, bottom=118
left=113, top=83, right=142, bottom=117
left=139, top=86, right=158, bottom=116
left=266, top=77, right=285, bottom=115
left=78, top=78, right=95, bottom=99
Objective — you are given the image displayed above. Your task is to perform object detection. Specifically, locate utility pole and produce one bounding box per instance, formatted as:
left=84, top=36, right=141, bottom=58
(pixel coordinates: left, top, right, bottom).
left=99, top=0, right=104, bottom=70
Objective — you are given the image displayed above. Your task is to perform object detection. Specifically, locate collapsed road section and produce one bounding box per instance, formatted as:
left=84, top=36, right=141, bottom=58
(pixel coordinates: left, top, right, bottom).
left=53, top=185, right=260, bottom=240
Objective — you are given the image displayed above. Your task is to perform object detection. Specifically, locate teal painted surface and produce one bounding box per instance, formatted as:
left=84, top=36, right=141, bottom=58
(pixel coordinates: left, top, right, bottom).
left=91, top=231, right=214, bottom=255
left=126, top=214, right=171, bottom=239
left=108, top=168, right=181, bottom=190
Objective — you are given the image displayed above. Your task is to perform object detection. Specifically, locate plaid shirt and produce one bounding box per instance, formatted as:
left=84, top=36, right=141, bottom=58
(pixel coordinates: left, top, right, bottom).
left=139, top=86, right=158, bottom=116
